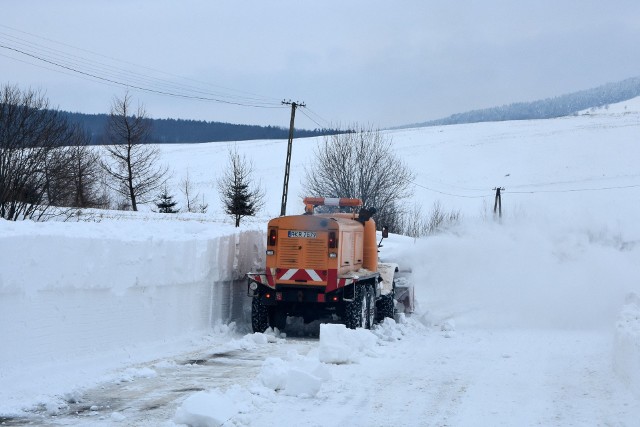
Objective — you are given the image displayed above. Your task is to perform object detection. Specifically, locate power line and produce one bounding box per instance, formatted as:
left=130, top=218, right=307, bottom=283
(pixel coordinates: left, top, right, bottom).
left=298, top=107, right=326, bottom=129
left=0, top=24, right=283, bottom=106
left=0, top=25, right=286, bottom=109
left=300, top=106, right=332, bottom=128
left=404, top=176, right=640, bottom=199
left=0, top=25, right=351, bottom=129
left=0, top=43, right=287, bottom=109
left=507, top=183, right=640, bottom=194
left=407, top=178, right=492, bottom=199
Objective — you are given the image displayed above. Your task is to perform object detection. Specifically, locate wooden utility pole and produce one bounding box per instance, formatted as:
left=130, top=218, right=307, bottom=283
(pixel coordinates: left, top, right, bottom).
left=280, top=100, right=305, bottom=216
left=493, top=187, right=505, bottom=218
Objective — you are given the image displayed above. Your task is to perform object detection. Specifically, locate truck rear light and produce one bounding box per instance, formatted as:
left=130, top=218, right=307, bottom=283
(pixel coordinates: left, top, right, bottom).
left=332, top=296, right=339, bottom=302
left=268, top=228, right=277, bottom=246
left=276, top=292, right=283, bottom=301
left=328, top=231, right=337, bottom=249
left=317, top=294, right=325, bottom=303
left=265, top=293, right=272, bottom=299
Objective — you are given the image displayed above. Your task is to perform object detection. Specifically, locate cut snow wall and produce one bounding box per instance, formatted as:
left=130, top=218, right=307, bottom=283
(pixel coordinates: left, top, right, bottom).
left=613, top=293, right=640, bottom=397
left=0, top=226, right=265, bottom=369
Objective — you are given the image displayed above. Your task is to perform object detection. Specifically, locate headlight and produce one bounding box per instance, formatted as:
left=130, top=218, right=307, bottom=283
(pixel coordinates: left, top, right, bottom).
left=249, top=282, right=258, bottom=291
left=329, top=252, right=337, bottom=258
left=266, top=250, right=274, bottom=256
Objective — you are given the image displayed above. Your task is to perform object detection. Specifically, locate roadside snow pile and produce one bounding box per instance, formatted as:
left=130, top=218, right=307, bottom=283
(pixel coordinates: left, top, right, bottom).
left=174, top=388, right=242, bottom=427
left=371, top=314, right=416, bottom=342
left=174, top=320, right=417, bottom=424
left=258, top=354, right=331, bottom=397
left=318, top=323, right=379, bottom=364
left=318, top=316, right=422, bottom=364
left=613, top=293, right=640, bottom=396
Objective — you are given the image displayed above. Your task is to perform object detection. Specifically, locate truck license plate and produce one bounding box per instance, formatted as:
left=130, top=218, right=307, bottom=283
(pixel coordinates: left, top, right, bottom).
left=288, top=230, right=317, bottom=238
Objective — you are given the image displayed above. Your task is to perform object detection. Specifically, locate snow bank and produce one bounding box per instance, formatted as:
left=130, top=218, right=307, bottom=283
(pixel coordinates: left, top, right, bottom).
left=614, top=293, right=640, bottom=396
left=0, top=217, right=265, bottom=414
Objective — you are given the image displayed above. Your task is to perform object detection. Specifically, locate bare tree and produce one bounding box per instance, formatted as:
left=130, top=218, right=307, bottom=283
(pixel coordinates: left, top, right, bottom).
left=180, top=169, right=200, bottom=213
left=101, top=92, right=167, bottom=211
left=302, top=125, right=415, bottom=231
left=0, top=84, right=79, bottom=220
left=217, top=147, right=264, bottom=227
left=397, top=201, right=462, bottom=238
left=48, top=125, right=108, bottom=208
left=59, top=124, right=108, bottom=209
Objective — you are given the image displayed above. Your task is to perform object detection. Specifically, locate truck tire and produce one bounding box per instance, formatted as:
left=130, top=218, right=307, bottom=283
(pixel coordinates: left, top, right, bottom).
left=376, top=293, right=395, bottom=321
left=345, top=285, right=365, bottom=329
left=271, top=308, right=287, bottom=332
left=251, top=296, right=269, bottom=333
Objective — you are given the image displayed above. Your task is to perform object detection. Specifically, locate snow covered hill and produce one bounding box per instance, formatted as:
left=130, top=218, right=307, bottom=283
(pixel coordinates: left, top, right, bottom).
left=1, top=98, right=639, bottom=425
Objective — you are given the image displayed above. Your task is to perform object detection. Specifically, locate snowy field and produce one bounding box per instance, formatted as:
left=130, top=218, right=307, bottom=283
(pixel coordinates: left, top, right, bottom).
left=1, top=98, right=640, bottom=426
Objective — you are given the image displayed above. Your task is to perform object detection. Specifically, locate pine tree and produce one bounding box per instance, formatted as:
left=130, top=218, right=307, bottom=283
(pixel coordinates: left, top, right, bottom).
left=217, top=147, right=264, bottom=227
left=155, top=186, right=179, bottom=213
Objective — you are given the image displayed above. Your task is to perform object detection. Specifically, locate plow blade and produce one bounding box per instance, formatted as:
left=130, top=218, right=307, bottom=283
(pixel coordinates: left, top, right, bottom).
left=394, top=269, right=414, bottom=314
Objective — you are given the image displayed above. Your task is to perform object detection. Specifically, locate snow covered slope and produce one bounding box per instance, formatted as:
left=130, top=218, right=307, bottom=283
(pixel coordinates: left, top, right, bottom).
left=1, top=97, right=639, bottom=424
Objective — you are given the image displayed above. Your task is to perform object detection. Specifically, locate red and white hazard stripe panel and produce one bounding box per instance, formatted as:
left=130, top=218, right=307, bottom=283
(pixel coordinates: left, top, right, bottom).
left=278, top=268, right=323, bottom=282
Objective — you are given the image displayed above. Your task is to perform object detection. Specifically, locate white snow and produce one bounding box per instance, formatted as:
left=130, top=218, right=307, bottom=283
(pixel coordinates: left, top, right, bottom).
left=174, top=389, right=239, bottom=427
left=614, top=293, right=640, bottom=397
left=318, top=324, right=379, bottom=364
left=1, top=97, right=640, bottom=425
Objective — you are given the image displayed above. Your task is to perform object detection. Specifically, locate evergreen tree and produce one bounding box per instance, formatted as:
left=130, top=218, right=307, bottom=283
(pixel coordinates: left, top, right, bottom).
left=155, top=186, right=179, bottom=213
left=217, top=147, right=264, bottom=227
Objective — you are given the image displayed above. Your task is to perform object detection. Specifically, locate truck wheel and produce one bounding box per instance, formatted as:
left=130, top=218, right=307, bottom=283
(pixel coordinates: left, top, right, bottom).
left=271, top=308, right=287, bottom=332
left=364, top=285, right=375, bottom=329
left=345, top=285, right=365, bottom=329
left=251, top=296, right=269, bottom=333
left=376, top=293, right=395, bottom=321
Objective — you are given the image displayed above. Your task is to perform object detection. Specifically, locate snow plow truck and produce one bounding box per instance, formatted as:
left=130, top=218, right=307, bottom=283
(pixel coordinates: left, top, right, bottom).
left=246, top=197, right=413, bottom=333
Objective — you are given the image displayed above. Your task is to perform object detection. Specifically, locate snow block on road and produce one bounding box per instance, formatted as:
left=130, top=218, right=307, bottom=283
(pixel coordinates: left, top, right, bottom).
left=258, top=356, right=329, bottom=397
left=174, top=389, right=238, bottom=427
left=318, top=324, right=378, bottom=364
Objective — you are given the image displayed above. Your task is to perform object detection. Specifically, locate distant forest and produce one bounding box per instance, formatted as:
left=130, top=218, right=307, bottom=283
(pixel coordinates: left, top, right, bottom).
left=402, top=76, right=640, bottom=129
left=63, top=76, right=640, bottom=139
left=63, top=112, right=338, bottom=144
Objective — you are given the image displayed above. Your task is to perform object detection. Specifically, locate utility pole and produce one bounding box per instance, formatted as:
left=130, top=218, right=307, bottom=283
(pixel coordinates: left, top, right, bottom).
left=493, top=187, right=505, bottom=218
left=280, top=100, right=305, bottom=216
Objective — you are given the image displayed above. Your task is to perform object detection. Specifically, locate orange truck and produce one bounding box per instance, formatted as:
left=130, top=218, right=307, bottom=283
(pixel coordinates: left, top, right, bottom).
left=246, top=197, right=413, bottom=333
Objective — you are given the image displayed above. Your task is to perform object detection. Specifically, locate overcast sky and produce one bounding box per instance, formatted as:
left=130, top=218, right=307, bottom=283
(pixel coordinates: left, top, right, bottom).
left=2, top=1, right=640, bottom=129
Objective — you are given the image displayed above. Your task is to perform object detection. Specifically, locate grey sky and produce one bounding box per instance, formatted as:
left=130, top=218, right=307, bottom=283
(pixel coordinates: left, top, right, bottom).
left=2, top=1, right=640, bottom=129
